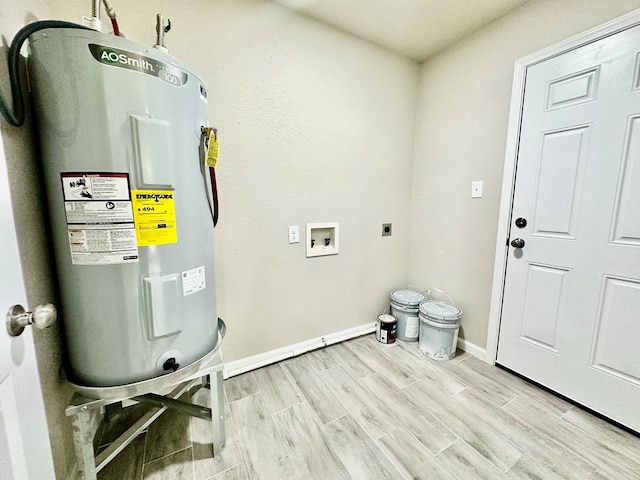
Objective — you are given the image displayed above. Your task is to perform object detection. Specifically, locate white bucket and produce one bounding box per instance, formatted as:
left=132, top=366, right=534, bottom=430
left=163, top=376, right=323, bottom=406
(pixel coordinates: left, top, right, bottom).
left=389, top=289, right=426, bottom=342
left=376, top=314, right=397, bottom=344
left=418, top=300, right=462, bottom=361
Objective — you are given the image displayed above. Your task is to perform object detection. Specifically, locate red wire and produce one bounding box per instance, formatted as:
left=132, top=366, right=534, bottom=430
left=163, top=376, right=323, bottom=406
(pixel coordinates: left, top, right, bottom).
left=110, top=17, right=121, bottom=36
left=209, top=166, right=219, bottom=227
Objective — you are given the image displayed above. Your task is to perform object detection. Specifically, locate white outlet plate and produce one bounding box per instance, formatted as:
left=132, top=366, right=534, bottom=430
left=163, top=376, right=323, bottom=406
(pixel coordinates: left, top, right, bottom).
left=471, top=180, right=483, bottom=198
left=288, top=225, right=299, bottom=244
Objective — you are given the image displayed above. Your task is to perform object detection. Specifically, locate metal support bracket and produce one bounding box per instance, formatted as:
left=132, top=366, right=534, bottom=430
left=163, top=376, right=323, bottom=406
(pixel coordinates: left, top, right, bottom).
left=133, top=392, right=212, bottom=420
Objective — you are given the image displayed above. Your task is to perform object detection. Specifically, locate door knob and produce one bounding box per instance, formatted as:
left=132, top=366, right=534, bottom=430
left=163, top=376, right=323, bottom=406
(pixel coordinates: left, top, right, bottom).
left=6, top=304, right=57, bottom=337
left=510, top=238, right=525, bottom=249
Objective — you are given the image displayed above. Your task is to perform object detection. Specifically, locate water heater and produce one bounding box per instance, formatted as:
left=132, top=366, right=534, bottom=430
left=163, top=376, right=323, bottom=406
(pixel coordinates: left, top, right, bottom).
left=27, top=27, right=219, bottom=387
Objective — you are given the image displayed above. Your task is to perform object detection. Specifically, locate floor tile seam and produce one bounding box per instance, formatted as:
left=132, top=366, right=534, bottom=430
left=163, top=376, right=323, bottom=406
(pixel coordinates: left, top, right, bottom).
left=367, top=342, right=425, bottom=386
left=226, top=390, right=262, bottom=404
left=373, top=345, right=436, bottom=380
left=454, top=354, right=472, bottom=364
left=359, top=375, right=460, bottom=447
left=460, top=380, right=517, bottom=407
left=500, top=403, right=603, bottom=472
left=420, top=390, right=525, bottom=473
left=206, top=462, right=248, bottom=480
left=143, top=445, right=193, bottom=468
left=463, top=391, right=563, bottom=454
left=280, top=354, right=324, bottom=389
left=321, top=412, right=408, bottom=480
left=502, top=449, right=600, bottom=480
left=303, top=348, right=340, bottom=373
left=264, top=398, right=304, bottom=416
left=342, top=402, right=389, bottom=443
left=322, top=365, right=395, bottom=432
left=558, top=405, right=640, bottom=461
left=354, top=372, right=397, bottom=410
left=320, top=411, right=352, bottom=430
left=253, top=364, right=302, bottom=404
left=350, top=369, right=378, bottom=382
left=230, top=436, right=250, bottom=480
left=499, top=452, right=523, bottom=474
left=268, top=402, right=308, bottom=480
left=490, top=379, right=564, bottom=415
left=372, top=430, right=415, bottom=480
left=352, top=341, right=420, bottom=384
left=434, top=438, right=487, bottom=480
left=398, top=377, right=422, bottom=390
left=223, top=368, right=262, bottom=401
left=277, top=366, right=324, bottom=423
left=553, top=418, right=640, bottom=475
left=139, top=428, right=149, bottom=480
left=457, top=362, right=528, bottom=397
left=189, top=443, right=197, bottom=480
left=95, top=419, right=107, bottom=451
left=427, top=364, right=473, bottom=392
left=334, top=341, right=377, bottom=369
left=286, top=363, right=350, bottom=426
left=201, top=458, right=246, bottom=480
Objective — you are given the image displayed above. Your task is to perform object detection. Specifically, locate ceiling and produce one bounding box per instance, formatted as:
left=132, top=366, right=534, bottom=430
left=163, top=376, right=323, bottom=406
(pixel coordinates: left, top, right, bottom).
left=271, top=0, right=531, bottom=61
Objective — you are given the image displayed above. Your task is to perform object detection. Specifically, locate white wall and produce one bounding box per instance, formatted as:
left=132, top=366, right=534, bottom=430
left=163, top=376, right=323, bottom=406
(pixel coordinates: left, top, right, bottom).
left=409, top=0, right=640, bottom=349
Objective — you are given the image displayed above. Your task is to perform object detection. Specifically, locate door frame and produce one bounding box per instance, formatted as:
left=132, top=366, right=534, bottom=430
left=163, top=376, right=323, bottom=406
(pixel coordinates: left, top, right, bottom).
left=485, top=8, right=640, bottom=365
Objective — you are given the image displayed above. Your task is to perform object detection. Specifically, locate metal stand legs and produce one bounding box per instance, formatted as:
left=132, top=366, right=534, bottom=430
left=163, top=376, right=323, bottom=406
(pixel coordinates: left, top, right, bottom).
left=66, top=352, right=225, bottom=480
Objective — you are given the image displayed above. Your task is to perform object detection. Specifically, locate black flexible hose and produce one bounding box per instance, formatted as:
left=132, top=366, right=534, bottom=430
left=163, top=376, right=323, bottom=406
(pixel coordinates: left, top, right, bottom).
left=0, top=20, right=92, bottom=127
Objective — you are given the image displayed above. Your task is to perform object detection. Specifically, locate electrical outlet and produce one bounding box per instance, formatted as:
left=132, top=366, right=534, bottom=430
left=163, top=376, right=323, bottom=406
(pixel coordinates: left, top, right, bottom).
left=471, top=180, right=483, bottom=198
left=288, top=225, right=299, bottom=244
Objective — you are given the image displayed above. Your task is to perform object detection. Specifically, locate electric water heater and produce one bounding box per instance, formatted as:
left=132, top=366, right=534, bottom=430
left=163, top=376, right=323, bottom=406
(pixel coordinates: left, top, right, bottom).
left=27, top=27, right=218, bottom=387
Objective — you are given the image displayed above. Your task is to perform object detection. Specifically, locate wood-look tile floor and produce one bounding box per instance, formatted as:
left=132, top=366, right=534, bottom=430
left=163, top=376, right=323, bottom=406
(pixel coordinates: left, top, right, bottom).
left=96, top=335, right=640, bottom=479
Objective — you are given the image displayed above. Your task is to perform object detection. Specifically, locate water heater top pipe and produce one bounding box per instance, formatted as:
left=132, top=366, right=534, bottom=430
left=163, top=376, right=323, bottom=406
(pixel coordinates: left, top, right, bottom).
left=84, top=0, right=102, bottom=31
left=154, top=14, right=171, bottom=53
left=101, top=0, right=121, bottom=36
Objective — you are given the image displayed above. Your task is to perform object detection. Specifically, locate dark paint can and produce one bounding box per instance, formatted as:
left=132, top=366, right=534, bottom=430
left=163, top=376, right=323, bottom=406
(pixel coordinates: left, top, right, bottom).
left=376, top=314, right=397, bottom=344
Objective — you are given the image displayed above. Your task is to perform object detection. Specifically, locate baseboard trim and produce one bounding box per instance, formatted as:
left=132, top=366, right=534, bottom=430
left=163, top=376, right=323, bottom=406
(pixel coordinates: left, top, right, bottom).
left=457, top=337, right=486, bottom=360
left=223, top=322, right=376, bottom=378
left=223, top=324, right=488, bottom=378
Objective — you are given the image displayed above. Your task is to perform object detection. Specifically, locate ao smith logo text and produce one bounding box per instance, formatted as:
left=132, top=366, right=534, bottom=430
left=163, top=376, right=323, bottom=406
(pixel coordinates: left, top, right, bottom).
left=100, top=49, right=154, bottom=72
left=136, top=193, right=173, bottom=203
left=88, top=44, right=188, bottom=87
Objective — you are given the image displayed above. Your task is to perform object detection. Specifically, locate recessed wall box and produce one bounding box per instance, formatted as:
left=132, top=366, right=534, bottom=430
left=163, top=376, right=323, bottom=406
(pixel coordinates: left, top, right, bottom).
left=306, top=222, right=339, bottom=257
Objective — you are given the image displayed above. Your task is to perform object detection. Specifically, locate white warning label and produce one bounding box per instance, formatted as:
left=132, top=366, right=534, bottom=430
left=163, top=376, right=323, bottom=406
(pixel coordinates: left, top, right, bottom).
left=182, top=266, right=206, bottom=296
left=62, top=173, right=130, bottom=201
left=61, top=173, right=138, bottom=265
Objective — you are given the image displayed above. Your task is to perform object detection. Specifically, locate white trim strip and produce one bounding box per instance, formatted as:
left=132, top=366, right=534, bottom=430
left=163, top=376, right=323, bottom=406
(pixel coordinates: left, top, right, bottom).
left=223, top=322, right=376, bottom=378
left=457, top=338, right=486, bottom=360
left=223, top=321, right=487, bottom=378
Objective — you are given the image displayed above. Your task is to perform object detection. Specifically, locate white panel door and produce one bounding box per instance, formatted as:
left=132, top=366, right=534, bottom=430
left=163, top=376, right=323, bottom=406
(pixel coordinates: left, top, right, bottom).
left=497, top=24, right=640, bottom=431
left=0, top=130, right=55, bottom=478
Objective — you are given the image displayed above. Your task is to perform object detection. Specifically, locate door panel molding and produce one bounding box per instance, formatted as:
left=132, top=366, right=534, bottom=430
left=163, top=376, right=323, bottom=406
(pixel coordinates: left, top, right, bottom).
left=486, top=9, right=640, bottom=364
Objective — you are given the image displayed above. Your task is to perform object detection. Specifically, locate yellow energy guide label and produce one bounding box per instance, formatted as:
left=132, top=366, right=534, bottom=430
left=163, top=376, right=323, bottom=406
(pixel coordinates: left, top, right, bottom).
left=132, top=190, right=177, bottom=246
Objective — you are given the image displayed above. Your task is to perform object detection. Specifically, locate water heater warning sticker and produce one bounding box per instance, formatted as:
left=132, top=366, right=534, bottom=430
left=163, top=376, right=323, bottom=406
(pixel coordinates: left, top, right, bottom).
left=132, top=190, right=178, bottom=246
left=61, top=173, right=138, bottom=265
